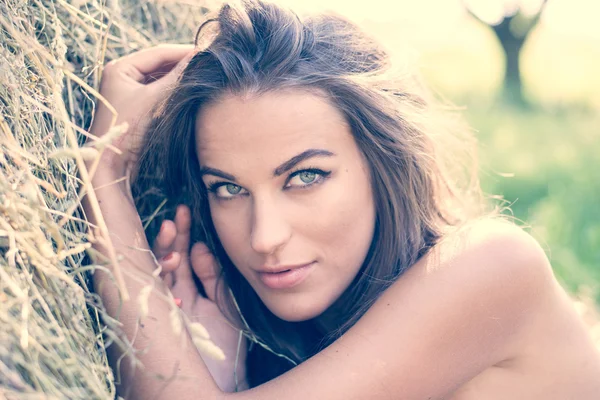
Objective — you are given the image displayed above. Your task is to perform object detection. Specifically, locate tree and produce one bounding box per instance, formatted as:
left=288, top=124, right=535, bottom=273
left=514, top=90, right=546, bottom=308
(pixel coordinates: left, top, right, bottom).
left=463, top=0, right=549, bottom=105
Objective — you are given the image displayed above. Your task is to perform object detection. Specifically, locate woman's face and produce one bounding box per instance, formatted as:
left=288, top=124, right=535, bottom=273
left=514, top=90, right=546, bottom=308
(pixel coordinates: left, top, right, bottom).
left=195, top=89, right=376, bottom=322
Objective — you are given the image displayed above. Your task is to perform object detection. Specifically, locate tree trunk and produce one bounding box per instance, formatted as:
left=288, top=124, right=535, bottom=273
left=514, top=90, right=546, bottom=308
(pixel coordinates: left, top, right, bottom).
left=464, top=0, right=549, bottom=106
left=493, top=17, right=526, bottom=105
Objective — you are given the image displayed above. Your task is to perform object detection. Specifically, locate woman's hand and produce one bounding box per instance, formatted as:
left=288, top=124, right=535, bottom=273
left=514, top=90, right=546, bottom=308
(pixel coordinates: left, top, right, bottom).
left=152, top=205, right=248, bottom=392
left=89, top=45, right=195, bottom=177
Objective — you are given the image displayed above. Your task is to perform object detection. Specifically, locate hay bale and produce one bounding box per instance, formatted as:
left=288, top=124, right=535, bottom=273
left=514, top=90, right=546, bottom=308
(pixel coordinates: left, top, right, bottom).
left=0, top=1, right=209, bottom=398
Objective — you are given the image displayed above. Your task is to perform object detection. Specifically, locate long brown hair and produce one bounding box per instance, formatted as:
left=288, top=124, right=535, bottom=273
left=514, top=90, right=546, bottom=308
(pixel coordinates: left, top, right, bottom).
left=132, top=0, right=483, bottom=386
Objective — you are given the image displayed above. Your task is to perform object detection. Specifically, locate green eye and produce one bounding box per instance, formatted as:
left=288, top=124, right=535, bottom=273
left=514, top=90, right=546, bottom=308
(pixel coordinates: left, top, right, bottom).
left=285, top=168, right=331, bottom=189
left=225, top=184, right=242, bottom=194
left=207, top=181, right=246, bottom=200
left=298, top=171, right=316, bottom=183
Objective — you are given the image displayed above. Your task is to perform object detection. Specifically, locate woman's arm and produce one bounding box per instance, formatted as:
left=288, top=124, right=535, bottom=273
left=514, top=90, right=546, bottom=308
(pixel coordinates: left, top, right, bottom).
left=105, top=215, right=552, bottom=400
left=83, top=45, right=227, bottom=399
left=225, top=220, right=556, bottom=400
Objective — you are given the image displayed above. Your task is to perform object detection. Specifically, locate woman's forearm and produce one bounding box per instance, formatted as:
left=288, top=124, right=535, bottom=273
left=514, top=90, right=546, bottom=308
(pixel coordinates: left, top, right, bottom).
left=83, top=170, right=224, bottom=399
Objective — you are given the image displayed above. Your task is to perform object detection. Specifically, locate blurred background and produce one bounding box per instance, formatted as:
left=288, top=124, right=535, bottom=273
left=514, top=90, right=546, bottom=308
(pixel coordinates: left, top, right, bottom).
left=279, top=0, right=600, bottom=305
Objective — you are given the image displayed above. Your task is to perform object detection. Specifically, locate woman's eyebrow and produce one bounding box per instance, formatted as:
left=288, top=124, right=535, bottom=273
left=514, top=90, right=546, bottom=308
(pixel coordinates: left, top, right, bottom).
left=199, top=167, right=236, bottom=181
left=274, top=149, right=335, bottom=177
left=199, top=149, right=335, bottom=181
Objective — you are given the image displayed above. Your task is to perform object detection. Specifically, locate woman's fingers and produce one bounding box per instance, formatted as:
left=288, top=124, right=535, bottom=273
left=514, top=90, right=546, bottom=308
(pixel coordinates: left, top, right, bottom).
left=111, top=44, right=195, bottom=79
left=153, top=220, right=177, bottom=258
left=153, top=205, right=221, bottom=302
left=91, top=45, right=196, bottom=175
left=171, top=205, right=193, bottom=283
left=190, top=242, right=219, bottom=302
left=153, top=220, right=179, bottom=286
left=158, top=252, right=180, bottom=287
left=147, top=49, right=196, bottom=90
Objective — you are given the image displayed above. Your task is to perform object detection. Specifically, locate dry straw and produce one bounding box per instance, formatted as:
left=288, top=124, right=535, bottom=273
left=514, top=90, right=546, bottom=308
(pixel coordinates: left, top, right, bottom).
left=0, top=0, right=214, bottom=398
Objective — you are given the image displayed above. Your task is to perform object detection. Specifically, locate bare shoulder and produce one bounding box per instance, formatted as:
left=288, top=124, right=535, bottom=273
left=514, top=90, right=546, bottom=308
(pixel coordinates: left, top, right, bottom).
left=379, top=217, right=561, bottom=363
left=432, top=217, right=548, bottom=265
left=413, top=218, right=557, bottom=299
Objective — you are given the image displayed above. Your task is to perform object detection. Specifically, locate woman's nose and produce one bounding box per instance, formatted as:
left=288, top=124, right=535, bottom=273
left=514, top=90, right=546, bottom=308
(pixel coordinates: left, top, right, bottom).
left=250, top=195, right=292, bottom=255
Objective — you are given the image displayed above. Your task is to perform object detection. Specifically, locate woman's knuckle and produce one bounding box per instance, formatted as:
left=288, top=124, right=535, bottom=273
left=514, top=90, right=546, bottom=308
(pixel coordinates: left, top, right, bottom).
left=101, top=63, right=121, bottom=82
left=103, top=60, right=119, bottom=71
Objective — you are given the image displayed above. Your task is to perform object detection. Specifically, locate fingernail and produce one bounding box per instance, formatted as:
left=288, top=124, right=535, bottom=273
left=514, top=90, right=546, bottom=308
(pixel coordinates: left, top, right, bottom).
left=174, top=298, right=182, bottom=307
left=161, top=252, right=175, bottom=262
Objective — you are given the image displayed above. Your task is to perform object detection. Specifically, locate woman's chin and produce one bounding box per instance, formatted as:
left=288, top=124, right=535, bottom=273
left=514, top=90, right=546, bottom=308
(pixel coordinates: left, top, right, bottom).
left=270, top=305, right=321, bottom=323
left=263, top=296, right=331, bottom=323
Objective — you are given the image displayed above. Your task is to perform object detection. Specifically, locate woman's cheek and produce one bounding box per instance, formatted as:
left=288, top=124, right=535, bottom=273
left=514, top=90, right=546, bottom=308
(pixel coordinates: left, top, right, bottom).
left=209, top=201, right=247, bottom=256
left=318, top=171, right=375, bottom=256
left=303, top=179, right=366, bottom=239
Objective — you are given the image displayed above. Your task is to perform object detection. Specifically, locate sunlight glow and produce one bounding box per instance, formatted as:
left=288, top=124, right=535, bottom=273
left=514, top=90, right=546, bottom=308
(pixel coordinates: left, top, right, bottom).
left=210, top=0, right=600, bottom=106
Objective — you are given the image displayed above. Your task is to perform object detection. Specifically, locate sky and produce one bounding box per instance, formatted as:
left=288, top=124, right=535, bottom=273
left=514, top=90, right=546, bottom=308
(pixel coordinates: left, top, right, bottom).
left=277, top=0, right=600, bottom=40
left=270, top=0, right=600, bottom=106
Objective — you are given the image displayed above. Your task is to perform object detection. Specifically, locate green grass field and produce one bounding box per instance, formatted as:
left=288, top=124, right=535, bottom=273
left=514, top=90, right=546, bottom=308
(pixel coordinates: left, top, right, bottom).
left=466, top=104, right=600, bottom=304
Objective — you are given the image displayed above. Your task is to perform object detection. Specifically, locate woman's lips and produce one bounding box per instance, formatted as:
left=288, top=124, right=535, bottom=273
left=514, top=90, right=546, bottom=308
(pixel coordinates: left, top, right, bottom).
left=257, top=262, right=315, bottom=289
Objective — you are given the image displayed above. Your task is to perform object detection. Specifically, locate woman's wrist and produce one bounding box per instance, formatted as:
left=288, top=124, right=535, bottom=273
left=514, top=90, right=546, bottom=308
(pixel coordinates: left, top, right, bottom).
left=86, top=157, right=135, bottom=202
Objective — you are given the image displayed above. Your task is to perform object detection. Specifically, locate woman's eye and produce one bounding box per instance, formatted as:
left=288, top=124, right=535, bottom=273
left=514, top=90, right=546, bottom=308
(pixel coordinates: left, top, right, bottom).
left=298, top=171, right=317, bottom=183
left=286, top=169, right=330, bottom=188
left=224, top=184, right=242, bottom=194
left=208, top=183, right=245, bottom=199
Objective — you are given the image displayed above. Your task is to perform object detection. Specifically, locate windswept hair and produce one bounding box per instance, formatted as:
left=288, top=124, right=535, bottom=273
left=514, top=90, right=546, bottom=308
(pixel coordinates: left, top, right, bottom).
left=132, top=0, right=483, bottom=387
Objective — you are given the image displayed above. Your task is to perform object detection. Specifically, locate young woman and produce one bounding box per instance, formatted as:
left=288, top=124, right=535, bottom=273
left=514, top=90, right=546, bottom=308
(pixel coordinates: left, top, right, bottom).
left=87, top=0, right=600, bottom=398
